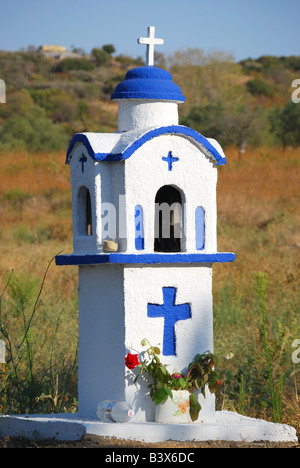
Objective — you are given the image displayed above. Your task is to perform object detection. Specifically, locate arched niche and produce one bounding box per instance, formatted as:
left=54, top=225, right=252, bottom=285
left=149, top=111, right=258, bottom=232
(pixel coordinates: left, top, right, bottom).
left=77, top=186, right=93, bottom=236
left=154, top=185, right=183, bottom=252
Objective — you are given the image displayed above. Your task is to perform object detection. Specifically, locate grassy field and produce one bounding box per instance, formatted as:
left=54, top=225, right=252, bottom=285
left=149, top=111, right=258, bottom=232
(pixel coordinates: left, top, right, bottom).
left=0, top=145, right=299, bottom=435
left=214, top=145, right=300, bottom=432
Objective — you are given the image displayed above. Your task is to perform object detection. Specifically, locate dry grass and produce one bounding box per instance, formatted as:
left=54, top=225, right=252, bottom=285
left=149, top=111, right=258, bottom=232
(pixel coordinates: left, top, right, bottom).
left=0, top=150, right=70, bottom=196
left=218, top=146, right=300, bottom=220
left=215, top=145, right=300, bottom=291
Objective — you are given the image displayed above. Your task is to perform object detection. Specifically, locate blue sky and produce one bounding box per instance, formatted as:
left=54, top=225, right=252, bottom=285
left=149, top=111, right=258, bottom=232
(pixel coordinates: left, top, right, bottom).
left=0, top=0, right=299, bottom=61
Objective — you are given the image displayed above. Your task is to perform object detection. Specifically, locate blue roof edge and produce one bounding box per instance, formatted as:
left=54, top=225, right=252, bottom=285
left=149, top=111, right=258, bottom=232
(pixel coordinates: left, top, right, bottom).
left=65, top=125, right=226, bottom=166
left=56, top=252, right=236, bottom=266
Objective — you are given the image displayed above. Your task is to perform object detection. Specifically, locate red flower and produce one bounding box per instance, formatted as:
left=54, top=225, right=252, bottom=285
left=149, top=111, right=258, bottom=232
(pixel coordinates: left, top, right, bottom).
left=125, top=353, right=140, bottom=370
left=218, top=380, right=221, bottom=386
left=171, top=373, right=181, bottom=379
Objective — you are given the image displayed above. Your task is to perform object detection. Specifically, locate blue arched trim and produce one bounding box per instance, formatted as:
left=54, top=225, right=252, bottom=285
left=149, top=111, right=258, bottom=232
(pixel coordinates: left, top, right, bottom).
left=66, top=125, right=226, bottom=166
left=66, top=134, right=96, bottom=162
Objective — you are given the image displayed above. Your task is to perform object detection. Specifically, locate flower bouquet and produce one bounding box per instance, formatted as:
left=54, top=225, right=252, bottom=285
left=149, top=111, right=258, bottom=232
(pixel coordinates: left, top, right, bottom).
left=125, top=339, right=220, bottom=422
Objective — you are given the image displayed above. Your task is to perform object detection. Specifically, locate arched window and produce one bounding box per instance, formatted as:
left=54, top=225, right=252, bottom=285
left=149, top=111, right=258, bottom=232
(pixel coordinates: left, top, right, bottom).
left=195, top=206, right=205, bottom=250
left=78, top=186, right=92, bottom=236
left=135, top=205, right=144, bottom=250
left=154, top=185, right=182, bottom=252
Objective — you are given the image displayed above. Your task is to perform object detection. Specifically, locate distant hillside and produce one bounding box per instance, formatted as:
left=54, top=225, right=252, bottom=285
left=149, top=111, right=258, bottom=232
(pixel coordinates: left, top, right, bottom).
left=0, top=46, right=299, bottom=152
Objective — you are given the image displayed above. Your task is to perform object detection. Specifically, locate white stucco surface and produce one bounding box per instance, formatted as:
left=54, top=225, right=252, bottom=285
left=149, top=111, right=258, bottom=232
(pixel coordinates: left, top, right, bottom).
left=118, top=99, right=179, bottom=132
left=69, top=130, right=218, bottom=255
left=1, top=412, right=297, bottom=443
left=77, top=264, right=215, bottom=422
left=124, top=264, right=215, bottom=422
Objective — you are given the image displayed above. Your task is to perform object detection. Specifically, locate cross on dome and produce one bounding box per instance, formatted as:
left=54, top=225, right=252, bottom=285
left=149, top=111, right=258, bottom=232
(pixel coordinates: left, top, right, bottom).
left=138, top=26, right=164, bottom=67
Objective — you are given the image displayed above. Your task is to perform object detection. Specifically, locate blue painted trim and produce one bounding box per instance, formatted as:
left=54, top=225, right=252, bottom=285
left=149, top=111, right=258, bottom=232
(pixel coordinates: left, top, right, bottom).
left=112, top=90, right=185, bottom=101
left=134, top=205, right=144, bottom=250
left=195, top=206, right=205, bottom=251
left=66, top=126, right=226, bottom=166
left=66, top=134, right=96, bottom=162
left=55, top=252, right=235, bottom=266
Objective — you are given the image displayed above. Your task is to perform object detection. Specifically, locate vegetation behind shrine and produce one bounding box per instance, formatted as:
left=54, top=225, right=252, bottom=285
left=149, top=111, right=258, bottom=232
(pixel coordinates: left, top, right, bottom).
left=0, top=46, right=299, bottom=436
left=0, top=46, right=300, bottom=151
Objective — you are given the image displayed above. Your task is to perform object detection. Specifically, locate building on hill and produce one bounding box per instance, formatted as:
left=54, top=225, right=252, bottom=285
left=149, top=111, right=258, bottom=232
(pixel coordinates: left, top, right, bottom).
left=38, top=45, right=67, bottom=56
left=38, top=44, right=83, bottom=59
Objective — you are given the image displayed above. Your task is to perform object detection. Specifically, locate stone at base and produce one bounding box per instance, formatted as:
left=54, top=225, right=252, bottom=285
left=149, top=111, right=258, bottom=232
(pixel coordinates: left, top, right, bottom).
left=0, top=411, right=297, bottom=443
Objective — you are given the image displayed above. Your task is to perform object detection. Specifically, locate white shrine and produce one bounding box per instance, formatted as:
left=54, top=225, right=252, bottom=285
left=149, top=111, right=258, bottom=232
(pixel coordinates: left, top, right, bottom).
left=56, top=25, right=235, bottom=422
left=1, top=28, right=297, bottom=443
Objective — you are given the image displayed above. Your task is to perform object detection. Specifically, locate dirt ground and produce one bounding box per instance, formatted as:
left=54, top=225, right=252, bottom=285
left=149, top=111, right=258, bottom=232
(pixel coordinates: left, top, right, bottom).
left=0, top=435, right=299, bottom=448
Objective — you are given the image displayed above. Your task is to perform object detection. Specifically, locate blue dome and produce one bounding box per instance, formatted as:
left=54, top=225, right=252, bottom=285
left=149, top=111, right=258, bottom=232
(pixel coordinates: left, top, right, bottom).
left=111, top=66, right=185, bottom=102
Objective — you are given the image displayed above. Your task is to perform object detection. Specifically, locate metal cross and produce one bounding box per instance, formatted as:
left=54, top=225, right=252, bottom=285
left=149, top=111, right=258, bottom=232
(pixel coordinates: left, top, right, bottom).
left=147, top=287, right=191, bottom=356
left=162, top=151, right=179, bottom=171
left=138, top=26, right=164, bottom=66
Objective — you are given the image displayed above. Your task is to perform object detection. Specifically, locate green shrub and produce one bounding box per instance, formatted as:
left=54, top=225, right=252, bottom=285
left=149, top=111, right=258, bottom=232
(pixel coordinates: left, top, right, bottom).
left=270, top=100, right=300, bottom=147
left=54, top=57, right=95, bottom=72
left=0, top=105, right=68, bottom=152
left=247, top=78, right=274, bottom=97
left=102, top=44, right=116, bottom=56
left=91, top=48, right=110, bottom=66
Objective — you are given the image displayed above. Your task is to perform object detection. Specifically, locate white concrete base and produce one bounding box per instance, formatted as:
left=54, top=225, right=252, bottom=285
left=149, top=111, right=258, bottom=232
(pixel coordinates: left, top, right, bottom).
left=0, top=411, right=297, bottom=443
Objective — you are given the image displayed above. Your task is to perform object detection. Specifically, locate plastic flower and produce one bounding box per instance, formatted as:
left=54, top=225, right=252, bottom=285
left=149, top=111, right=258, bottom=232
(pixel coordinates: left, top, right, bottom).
left=125, top=353, right=140, bottom=370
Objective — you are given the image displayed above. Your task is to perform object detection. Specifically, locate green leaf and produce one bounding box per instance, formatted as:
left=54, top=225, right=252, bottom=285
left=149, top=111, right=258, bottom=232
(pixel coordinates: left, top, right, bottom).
left=172, top=378, right=179, bottom=390
left=179, top=377, right=187, bottom=389
left=153, top=388, right=168, bottom=405
left=208, top=371, right=219, bottom=394
left=164, top=386, right=173, bottom=400
left=189, top=393, right=201, bottom=422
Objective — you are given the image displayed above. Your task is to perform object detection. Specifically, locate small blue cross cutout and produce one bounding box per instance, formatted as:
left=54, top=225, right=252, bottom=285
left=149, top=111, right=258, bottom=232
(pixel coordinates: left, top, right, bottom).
left=147, top=287, right=191, bottom=356
left=79, top=154, right=87, bottom=173
left=162, top=151, right=178, bottom=171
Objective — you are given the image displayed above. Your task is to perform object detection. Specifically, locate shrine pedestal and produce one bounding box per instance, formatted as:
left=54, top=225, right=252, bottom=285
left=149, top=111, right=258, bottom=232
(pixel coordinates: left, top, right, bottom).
left=76, top=263, right=215, bottom=421
left=1, top=412, right=297, bottom=443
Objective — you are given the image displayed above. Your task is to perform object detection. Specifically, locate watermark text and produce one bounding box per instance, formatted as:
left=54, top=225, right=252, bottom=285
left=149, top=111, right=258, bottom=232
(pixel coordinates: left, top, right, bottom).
left=291, top=79, right=300, bottom=103
left=0, top=339, right=5, bottom=363
left=101, top=198, right=184, bottom=240
left=0, top=79, right=6, bottom=103
left=292, top=339, right=300, bottom=364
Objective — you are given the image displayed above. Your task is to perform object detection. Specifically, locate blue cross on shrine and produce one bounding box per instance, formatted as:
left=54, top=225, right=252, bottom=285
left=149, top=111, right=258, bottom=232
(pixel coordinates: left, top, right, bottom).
left=147, top=287, right=191, bottom=356
left=162, top=151, right=179, bottom=171
left=79, top=154, right=87, bottom=173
